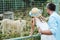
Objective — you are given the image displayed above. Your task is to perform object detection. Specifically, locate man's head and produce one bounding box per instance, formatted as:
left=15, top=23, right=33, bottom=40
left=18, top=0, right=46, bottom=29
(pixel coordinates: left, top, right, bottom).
left=46, top=3, right=56, bottom=15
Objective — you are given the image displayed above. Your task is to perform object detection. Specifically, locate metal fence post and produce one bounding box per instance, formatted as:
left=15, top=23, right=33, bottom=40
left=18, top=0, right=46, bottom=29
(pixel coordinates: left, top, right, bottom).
left=52, top=0, right=59, bottom=13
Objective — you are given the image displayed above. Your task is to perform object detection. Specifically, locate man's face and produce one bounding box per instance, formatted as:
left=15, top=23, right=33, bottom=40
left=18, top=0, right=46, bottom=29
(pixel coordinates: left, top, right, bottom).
left=47, top=8, right=50, bottom=15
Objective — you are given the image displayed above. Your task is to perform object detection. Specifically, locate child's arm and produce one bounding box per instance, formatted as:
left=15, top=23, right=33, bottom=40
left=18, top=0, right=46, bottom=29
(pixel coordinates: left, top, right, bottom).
left=30, top=18, right=35, bottom=36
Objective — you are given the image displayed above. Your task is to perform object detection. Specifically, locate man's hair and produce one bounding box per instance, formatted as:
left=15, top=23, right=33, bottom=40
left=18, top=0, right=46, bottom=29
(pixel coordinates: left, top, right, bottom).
left=47, top=3, right=56, bottom=11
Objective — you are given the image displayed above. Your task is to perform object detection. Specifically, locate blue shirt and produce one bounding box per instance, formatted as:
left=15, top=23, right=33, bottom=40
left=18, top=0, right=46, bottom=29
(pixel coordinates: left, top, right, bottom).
left=48, top=11, right=60, bottom=40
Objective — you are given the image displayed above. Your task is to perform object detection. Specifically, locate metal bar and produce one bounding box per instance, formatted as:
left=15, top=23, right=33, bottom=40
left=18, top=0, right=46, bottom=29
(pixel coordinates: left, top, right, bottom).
left=52, top=0, right=59, bottom=13
left=4, top=34, right=41, bottom=40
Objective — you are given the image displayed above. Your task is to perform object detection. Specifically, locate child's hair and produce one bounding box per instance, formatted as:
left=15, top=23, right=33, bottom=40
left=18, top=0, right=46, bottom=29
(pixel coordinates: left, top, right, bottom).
left=31, top=15, right=46, bottom=23
left=37, top=15, right=46, bottom=22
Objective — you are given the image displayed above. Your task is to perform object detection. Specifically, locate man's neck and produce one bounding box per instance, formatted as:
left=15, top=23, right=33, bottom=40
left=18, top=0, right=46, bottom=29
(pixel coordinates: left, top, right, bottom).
left=49, top=11, right=54, bottom=15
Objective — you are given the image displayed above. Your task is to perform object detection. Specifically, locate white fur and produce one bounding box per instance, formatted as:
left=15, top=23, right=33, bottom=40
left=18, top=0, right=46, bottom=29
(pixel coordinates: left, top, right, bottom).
left=1, top=19, right=26, bottom=36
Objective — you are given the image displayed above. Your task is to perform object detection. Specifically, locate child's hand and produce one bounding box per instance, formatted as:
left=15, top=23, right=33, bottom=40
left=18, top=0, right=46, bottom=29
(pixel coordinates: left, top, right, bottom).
left=29, top=32, right=33, bottom=36
left=29, top=34, right=32, bottom=36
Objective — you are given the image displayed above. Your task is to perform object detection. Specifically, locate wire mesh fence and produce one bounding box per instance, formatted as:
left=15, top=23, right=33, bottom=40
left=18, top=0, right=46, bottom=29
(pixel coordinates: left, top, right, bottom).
left=0, top=0, right=48, bottom=13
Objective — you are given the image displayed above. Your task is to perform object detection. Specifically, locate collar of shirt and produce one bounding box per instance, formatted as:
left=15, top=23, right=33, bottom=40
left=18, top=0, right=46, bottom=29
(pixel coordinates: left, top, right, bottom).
left=49, top=11, right=57, bottom=18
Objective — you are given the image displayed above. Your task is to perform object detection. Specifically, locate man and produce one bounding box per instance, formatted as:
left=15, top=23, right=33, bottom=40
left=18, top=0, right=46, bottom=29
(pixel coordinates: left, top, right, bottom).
left=38, top=3, right=60, bottom=40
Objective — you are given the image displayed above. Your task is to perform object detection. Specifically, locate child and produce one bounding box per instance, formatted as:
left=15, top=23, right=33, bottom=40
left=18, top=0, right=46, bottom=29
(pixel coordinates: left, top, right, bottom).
left=29, top=7, right=55, bottom=40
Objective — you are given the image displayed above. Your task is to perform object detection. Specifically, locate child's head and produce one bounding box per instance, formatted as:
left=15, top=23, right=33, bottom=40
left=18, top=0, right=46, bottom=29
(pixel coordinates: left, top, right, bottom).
left=29, top=7, right=46, bottom=22
left=29, top=7, right=43, bottom=17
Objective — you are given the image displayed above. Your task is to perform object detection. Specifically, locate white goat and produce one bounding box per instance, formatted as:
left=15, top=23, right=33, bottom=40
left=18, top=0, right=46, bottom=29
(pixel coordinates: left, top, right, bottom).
left=1, top=19, right=26, bottom=36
